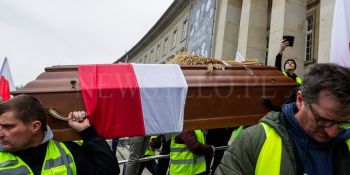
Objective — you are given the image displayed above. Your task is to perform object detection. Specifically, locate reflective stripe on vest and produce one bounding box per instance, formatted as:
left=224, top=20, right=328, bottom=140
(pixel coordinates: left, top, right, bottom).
left=255, top=123, right=282, bottom=175
left=169, top=130, right=206, bottom=175
left=0, top=165, right=31, bottom=175
left=144, top=136, right=157, bottom=156
left=170, top=156, right=206, bottom=165
left=0, top=150, right=32, bottom=174
left=282, top=72, right=302, bottom=85
left=0, top=140, right=76, bottom=175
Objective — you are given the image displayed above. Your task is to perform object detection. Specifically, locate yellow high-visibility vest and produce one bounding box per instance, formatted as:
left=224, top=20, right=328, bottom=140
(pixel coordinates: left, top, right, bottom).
left=169, top=130, right=206, bottom=175
left=255, top=123, right=282, bottom=175
left=0, top=140, right=77, bottom=175
left=144, top=136, right=158, bottom=156
left=283, top=71, right=302, bottom=85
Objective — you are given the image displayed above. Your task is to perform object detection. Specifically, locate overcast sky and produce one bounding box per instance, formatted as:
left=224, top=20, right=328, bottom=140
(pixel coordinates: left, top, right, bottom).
left=0, top=0, right=174, bottom=86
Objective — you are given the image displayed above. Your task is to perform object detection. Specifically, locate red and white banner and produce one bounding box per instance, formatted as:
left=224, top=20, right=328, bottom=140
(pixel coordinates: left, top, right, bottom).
left=0, top=58, right=15, bottom=102
left=330, top=0, right=350, bottom=67
left=78, top=64, right=188, bottom=138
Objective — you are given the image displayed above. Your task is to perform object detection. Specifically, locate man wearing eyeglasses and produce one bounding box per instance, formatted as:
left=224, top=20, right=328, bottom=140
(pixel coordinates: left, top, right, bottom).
left=215, top=63, right=350, bottom=175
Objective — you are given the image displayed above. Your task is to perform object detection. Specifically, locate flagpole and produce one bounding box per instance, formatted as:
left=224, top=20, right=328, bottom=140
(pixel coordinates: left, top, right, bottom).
left=0, top=57, right=7, bottom=75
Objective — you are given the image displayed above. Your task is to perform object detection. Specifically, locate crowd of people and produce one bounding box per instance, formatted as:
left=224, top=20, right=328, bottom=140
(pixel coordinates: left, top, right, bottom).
left=1, top=40, right=350, bottom=175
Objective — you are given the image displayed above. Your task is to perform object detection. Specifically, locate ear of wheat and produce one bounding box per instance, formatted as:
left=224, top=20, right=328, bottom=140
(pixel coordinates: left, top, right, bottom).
left=167, top=52, right=261, bottom=72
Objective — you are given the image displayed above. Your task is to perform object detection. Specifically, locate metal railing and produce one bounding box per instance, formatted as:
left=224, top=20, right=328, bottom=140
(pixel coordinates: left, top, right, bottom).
left=118, top=145, right=228, bottom=164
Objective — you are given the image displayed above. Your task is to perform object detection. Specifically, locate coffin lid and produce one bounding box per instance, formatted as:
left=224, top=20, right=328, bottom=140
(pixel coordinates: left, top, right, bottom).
left=13, top=64, right=296, bottom=94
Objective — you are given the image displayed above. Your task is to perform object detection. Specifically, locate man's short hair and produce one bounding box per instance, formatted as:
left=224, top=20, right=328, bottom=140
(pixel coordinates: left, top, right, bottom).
left=0, top=94, right=47, bottom=132
left=301, top=63, right=350, bottom=115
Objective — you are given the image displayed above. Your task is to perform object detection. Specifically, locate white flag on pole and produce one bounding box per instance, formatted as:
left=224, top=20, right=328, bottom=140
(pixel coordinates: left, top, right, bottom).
left=330, top=0, right=350, bottom=67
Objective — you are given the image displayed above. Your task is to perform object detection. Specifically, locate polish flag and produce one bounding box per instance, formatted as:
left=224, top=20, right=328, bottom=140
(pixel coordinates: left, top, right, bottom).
left=0, top=58, right=15, bottom=102
left=330, top=0, right=350, bottom=67
left=78, top=64, right=188, bottom=138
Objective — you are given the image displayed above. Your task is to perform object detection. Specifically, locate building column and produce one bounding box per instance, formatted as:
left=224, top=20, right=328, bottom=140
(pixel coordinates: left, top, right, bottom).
left=318, top=0, right=336, bottom=63
left=267, top=0, right=307, bottom=75
left=237, top=0, right=268, bottom=62
left=212, top=0, right=242, bottom=60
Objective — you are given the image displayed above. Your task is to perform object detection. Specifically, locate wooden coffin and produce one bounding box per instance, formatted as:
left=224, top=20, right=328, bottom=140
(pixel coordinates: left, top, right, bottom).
left=12, top=65, right=296, bottom=141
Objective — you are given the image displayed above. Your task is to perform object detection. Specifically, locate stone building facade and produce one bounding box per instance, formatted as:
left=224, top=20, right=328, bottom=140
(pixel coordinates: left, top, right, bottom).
left=117, top=0, right=335, bottom=76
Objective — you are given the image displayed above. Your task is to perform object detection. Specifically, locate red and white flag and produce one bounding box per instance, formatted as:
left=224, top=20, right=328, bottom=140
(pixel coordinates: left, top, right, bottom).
left=0, top=58, right=15, bottom=102
left=78, top=64, right=188, bottom=138
left=330, top=0, right=350, bottom=67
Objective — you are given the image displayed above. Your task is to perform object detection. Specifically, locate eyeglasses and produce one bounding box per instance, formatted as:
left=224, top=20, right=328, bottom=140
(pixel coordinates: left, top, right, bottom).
left=308, top=102, right=350, bottom=129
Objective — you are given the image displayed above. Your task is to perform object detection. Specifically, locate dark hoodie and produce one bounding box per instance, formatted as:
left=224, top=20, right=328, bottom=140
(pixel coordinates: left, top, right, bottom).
left=282, top=103, right=350, bottom=175
left=275, top=53, right=299, bottom=81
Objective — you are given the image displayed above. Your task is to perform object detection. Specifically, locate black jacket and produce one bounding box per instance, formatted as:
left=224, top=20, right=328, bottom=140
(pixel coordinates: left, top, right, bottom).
left=275, top=53, right=299, bottom=81
left=13, top=126, right=120, bottom=175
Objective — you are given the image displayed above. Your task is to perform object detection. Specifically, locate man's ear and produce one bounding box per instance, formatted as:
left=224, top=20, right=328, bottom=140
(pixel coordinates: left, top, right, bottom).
left=32, top=121, right=42, bottom=134
left=296, top=91, right=304, bottom=110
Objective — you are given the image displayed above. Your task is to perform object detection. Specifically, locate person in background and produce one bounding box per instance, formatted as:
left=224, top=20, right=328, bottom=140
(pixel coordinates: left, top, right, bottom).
left=275, top=39, right=302, bottom=104
left=157, top=135, right=171, bottom=175
left=112, top=138, right=119, bottom=157
left=205, top=128, right=233, bottom=174
left=215, top=63, right=350, bottom=175
left=169, top=130, right=215, bottom=175
left=262, top=39, right=302, bottom=111
left=275, top=39, right=302, bottom=85
left=138, top=136, right=161, bottom=175
left=0, top=94, right=119, bottom=175
left=124, top=136, right=149, bottom=175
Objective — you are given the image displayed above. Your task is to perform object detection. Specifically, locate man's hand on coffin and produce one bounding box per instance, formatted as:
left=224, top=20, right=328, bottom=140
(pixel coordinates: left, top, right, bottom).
left=68, top=111, right=91, bottom=132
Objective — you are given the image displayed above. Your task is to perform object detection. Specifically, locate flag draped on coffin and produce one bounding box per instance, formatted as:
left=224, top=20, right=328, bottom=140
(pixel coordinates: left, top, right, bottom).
left=78, top=64, right=188, bottom=138
left=330, top=0, right=350, bottom=67
left=0, top=58, right=15, bottom=101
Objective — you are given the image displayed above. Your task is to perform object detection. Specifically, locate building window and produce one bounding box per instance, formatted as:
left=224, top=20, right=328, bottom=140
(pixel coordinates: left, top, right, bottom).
left=144, top=54, right=148, bottom=63
left=305, top=15, right=314, bottom=62
left=177, top=47, right=185, bottom=54
left=182, top=20, right=188, bottom=40
left=150, top=50, right=154, bottom=63
left=167, top=55, right=175, bottom=61
left=265, top=37, right=269, bottom=66
left=172, top=29, right=177, bottom=48
left=157, top=45, right=161, bottom=59
left=268, top=0, right=272, bottom=9
left=267, top=0, right=272, bottom=28
left=163, top=37, right=168, bottom=54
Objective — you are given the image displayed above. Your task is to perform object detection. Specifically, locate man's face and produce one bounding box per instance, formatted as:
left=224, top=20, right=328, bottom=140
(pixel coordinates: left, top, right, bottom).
left=0, top=111, right=35, bottom=151
left=285, top=60, right=296, bottom=71
left=296, top=91, right=350, bottom=143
